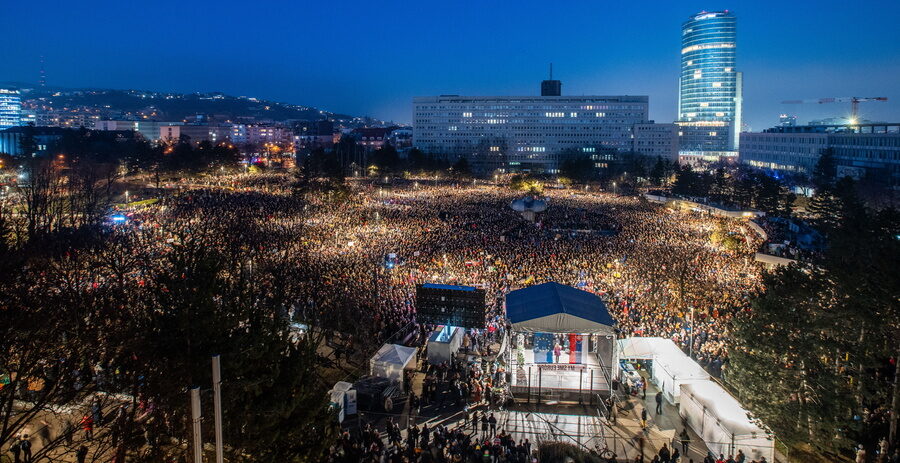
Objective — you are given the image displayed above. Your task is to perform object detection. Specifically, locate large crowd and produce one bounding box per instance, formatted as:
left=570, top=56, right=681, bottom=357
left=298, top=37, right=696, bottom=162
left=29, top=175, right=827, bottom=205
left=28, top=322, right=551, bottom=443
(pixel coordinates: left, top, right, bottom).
left=122, top=177, right=761, bottom=377
left=98, top=176, right=763, bottom=462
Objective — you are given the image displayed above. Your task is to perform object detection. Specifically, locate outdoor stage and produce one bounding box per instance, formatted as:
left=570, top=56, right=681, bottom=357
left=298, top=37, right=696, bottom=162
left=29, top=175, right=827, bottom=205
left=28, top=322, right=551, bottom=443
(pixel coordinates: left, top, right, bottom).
left=504, top=282, right=618, bottom=404
left=510, top=349, right=611, bottom=397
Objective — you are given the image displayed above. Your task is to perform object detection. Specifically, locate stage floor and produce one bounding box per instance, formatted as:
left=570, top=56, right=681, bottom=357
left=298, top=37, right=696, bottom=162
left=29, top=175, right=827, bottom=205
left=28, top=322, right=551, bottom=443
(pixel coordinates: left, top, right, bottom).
left=510, top=350, right=610, bottom=392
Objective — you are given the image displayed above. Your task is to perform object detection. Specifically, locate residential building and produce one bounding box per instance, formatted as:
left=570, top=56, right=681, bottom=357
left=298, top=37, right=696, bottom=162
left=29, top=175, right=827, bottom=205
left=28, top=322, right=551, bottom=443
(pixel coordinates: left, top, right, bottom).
left=0, top=89, right=22, bottom=129
left=740, top=123, right=900, bottom=185
left=28, top=111, right=100, bottom=129
left=95, top=120, right=183, bottom=142
left=676, top=11, right=742, bottom=161
left=632, top=123, right=679, bottom=162
left=351, top=127, right=393, bottom=150
left=293, top=120, right=335, bottom=151
left=387, top=127, right=413, bottom=149
left=230, top=124, right=291, bottom=146
left=413, top=94, right=648, bottom=173
left=159, top=124, right=232, bottom=145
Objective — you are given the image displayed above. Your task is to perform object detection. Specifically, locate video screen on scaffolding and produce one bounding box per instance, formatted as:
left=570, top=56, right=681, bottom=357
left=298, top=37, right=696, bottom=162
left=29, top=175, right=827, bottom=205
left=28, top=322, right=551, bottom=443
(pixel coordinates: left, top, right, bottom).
left=415, top=283, right=486, bottom=330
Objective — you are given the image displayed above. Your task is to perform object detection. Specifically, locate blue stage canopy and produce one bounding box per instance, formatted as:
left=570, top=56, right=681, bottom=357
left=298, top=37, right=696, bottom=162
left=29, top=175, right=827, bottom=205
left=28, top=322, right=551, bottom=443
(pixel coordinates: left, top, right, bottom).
left=506, top=282, right=616, bottom=334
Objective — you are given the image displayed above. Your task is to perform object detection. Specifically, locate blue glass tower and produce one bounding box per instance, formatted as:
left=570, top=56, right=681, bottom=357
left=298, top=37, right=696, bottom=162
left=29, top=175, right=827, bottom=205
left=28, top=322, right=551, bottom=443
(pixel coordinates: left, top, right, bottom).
left=0, top=89, right=22, bottom=130
left=677, top=11, right=742, bottom=157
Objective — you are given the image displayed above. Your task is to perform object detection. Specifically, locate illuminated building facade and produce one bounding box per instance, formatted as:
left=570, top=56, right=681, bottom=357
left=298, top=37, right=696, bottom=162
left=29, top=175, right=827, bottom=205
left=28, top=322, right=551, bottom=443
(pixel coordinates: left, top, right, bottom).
left=413, top=95, right=648, bottom=173
left=740, top=124, right=900, bottom=185
left=677, top=11, right=742, bottom=160
left=0, top=89, right=22, bottom=130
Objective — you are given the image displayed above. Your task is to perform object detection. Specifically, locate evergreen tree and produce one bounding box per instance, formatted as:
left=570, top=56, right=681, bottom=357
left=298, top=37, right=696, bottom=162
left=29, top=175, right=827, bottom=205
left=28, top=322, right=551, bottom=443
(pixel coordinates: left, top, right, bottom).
left=731, top=193, right=900, bottom=454
left=811, top=148, right=837, bottom=191
left=729, top=265, right=858, bottom=451
left=559, top=156, right=594, bottom=183
left=451, top=156, right=471, bottom=178
left=649, top=157, right=666, bottom=187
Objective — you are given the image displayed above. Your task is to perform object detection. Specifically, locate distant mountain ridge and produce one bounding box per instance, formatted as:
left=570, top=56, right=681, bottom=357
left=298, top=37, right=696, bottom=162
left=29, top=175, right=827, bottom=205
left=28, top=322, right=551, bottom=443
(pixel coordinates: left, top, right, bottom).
left=1, top=82, right=359, bottom=123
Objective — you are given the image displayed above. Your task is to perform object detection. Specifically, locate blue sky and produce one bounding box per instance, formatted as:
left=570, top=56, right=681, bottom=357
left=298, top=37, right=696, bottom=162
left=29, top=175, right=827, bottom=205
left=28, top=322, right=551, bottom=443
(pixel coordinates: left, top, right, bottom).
left=3, top=0, right=899, bottom=127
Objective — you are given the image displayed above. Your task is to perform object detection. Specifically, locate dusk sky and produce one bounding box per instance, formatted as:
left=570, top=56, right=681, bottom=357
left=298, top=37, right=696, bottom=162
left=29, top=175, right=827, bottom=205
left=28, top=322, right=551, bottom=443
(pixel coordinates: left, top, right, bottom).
left=3, top=0, right=899, bottom=127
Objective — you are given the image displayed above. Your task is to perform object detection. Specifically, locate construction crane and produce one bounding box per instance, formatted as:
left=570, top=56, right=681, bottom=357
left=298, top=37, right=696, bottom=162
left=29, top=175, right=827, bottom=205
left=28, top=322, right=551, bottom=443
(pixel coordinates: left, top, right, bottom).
left=781, top=97, right=888, bottom=123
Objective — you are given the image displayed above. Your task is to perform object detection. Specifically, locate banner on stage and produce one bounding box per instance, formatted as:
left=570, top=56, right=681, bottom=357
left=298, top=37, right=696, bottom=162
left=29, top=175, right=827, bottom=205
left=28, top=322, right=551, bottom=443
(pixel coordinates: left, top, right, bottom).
left=536, top=363, right=586, bottom=371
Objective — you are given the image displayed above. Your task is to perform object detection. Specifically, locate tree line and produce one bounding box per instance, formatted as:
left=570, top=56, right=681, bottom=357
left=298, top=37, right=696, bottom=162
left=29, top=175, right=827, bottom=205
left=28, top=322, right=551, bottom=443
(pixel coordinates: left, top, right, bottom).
left=728, top=151, right=900, bottom=457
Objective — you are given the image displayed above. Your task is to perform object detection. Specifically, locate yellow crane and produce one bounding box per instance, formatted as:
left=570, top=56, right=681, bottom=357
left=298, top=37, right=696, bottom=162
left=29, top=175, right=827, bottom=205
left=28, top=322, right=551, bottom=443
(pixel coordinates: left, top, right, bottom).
left=781, top=96, right=888, bottom=123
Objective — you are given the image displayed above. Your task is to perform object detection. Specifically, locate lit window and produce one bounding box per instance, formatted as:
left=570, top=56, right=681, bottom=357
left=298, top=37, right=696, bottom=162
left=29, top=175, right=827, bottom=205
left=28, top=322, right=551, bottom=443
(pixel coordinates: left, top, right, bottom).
left=715, top=112, right=725, bottom=117
left=724, top=67, right=732, bottom=72
left=712, top=82, right=722, bottom=88
left=595, top=112, right=605, bottom=117
left=709, top=131, right=717, bottom=136
left=570, top=112, right=577, bottom=117
left=699, top=102, right=709, bottom=107
left=463, top=112, right=472, bottom=118
left=693, top=71, right=702, bottom=79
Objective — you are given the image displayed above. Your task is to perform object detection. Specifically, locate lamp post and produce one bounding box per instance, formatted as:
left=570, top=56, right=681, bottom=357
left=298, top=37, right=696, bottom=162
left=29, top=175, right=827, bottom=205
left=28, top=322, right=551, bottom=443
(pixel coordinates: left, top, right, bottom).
left=125, top=190, right=130, bottom=204
left=191, top=387, right=203, bottom=463
left=212, top=356, right=224, bottom=463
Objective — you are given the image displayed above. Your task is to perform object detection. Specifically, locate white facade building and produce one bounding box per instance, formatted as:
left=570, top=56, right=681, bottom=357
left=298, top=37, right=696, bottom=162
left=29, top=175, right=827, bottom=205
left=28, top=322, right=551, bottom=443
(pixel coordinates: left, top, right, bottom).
left=413, top=95, right=648, bottom=173
left=632, top=123, right=679, bottom=162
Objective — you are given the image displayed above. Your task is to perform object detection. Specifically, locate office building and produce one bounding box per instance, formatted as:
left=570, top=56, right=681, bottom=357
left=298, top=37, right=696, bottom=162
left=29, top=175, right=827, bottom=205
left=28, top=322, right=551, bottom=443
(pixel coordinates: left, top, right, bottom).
left=740, top=123, right=900, bottom=185
left=0, top=126, right=66, bottom=156
left=632, top=123, right=679, bottom=162
left=0, top=89, right=22, bottom=130
left=413, top=94, right=648, bottom=173
left=779, top=114, right=797, bottom=127
left=676, top=11, right=742, bottom=161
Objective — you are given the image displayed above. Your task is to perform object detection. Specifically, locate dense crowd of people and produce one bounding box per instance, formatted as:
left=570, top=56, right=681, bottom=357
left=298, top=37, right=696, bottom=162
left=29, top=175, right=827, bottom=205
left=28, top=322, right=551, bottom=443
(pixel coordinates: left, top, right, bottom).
left=92, top=176, right=763, bottom=462
left=124, top=177, right=760, bottom=380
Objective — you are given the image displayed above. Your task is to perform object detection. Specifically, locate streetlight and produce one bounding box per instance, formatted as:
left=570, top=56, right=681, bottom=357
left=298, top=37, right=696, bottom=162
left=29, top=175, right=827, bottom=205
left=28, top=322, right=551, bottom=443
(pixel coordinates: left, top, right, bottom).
left=612, top=181, right=617, bottom=195
left=125, top=190, right=130, bottom=204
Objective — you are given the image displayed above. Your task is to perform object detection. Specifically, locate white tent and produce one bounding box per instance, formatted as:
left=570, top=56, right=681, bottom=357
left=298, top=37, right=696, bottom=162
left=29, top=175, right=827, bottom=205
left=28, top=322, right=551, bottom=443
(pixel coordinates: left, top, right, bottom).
left=616, top=337, right=709, bottom=403
left=369, top=344, right=417, bottom=391
left=679, top=382, right=774, bottom=462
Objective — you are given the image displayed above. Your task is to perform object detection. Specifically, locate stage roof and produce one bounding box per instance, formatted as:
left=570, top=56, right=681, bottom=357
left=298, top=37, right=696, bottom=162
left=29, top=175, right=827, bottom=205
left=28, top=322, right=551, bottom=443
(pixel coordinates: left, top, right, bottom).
left=506, top=282, right=616, bottom=334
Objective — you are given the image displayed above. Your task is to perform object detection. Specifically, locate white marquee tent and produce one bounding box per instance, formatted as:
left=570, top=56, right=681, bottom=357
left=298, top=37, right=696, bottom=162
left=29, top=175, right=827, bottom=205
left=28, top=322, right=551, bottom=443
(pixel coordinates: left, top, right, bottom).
left=369, top=344, right=417, bottom=391
left=679, top=381, right=774, bottom=462
left=616, top=337, right=709, bottom=403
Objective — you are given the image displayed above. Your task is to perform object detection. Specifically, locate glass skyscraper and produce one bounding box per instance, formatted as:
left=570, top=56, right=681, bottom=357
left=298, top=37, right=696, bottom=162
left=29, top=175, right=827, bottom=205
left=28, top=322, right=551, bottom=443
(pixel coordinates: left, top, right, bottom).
left=0, top=89, right=22, bottom=130
left=677, top=11, right=742, bottom=159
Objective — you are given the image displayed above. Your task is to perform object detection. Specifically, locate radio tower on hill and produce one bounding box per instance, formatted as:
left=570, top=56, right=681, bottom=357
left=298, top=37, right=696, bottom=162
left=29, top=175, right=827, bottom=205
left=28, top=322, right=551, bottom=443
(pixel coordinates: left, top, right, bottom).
left=39, top=56, right=46, bottom=88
